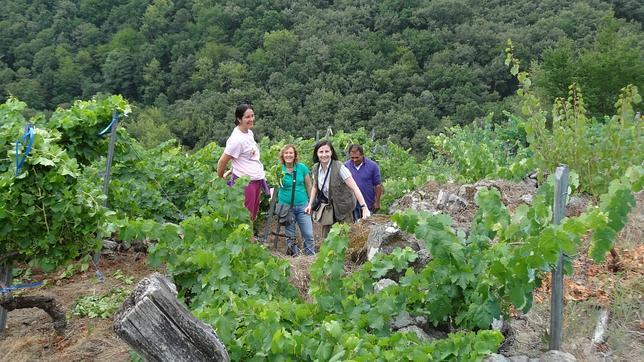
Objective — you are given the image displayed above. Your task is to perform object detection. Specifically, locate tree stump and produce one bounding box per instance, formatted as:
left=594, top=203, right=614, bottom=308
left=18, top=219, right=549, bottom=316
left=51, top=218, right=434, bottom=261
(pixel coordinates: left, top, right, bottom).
left=0, top=294, right=67, bottom=333
left=113, top=273, right=230, bottom=362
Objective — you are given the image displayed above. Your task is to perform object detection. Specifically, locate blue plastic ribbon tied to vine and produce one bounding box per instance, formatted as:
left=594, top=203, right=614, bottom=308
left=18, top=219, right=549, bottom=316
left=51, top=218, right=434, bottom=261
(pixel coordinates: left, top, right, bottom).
left=0, top=281, right=43, bottom=294
left=15, top=124, right=35, bottom=176
left=97, top=112, right=121, bottom=137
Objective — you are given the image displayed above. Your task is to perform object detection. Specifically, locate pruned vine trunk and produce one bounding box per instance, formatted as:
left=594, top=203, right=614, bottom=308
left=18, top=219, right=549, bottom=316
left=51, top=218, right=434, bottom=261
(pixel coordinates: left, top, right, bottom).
left=0, top=262, right=13, bottom=332
left=609, top=247, right=622, bottom=272
left=0, top=294, right=67, bottom=333
left=113, top=273, right=230, bottom=362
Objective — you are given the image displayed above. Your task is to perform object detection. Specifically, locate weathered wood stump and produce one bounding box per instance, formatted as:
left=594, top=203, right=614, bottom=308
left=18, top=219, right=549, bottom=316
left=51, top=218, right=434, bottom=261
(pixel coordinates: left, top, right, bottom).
left=113, top=273, right=230, bottom=362
left=0, top=293, right=67, bottom=333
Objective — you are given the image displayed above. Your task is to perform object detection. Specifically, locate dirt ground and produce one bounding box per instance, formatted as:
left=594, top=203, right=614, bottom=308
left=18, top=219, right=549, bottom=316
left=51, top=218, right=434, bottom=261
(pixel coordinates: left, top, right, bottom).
left=0, top=252, right=155, bottom=362
left=1, top=184, right=641, bottom=361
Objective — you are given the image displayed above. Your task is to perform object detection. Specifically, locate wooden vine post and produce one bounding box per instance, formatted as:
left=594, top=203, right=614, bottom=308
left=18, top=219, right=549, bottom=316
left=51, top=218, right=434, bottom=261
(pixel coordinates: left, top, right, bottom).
left=114, top=273, right=230, bottom=362
left=0, top=261, right=12, bottom=332
left=549, top=165, right=569, bottom=350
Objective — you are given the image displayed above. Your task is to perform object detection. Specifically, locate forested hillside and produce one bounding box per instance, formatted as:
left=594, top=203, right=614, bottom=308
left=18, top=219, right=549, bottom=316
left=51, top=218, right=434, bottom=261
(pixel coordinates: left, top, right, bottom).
left=1, top=0, right=642, bottom=151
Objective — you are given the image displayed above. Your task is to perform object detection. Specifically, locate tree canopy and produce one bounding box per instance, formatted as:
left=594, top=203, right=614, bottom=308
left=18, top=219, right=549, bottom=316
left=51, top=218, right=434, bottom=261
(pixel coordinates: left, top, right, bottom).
left=1, top=0, right=641, bottom=151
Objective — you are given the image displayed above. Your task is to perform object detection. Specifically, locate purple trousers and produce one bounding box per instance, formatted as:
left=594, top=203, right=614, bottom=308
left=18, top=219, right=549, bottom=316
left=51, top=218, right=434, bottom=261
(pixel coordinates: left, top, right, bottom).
left=228, top=174, right=269, bottom=220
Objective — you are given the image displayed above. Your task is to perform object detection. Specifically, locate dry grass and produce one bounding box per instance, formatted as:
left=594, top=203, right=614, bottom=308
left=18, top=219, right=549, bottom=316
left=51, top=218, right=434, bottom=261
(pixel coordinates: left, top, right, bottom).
left=285, top=255, right=316, bottom=301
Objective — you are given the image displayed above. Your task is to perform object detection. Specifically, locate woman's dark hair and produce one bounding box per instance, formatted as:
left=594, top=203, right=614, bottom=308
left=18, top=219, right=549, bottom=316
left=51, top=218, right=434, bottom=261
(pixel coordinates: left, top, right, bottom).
left=312, top=140, right=339, bottom=163
left=234, top=103, right=253, bottom=125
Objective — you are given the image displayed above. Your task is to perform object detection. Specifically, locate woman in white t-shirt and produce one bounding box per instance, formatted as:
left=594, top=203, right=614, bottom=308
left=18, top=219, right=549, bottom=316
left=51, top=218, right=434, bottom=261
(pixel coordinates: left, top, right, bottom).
left=216, top=103, right=268, bottom=221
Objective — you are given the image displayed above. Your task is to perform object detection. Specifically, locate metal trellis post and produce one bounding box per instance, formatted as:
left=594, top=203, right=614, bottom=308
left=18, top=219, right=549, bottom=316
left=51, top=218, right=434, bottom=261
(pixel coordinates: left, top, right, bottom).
left=92, top=114, right=120, bottom=282
left=549, top=165, right=569, bottom=350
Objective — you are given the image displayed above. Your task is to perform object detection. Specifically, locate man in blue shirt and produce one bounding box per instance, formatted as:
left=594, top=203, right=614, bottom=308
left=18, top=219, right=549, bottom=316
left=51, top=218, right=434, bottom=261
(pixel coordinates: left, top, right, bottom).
left=345, top=144, right=383, bottom=220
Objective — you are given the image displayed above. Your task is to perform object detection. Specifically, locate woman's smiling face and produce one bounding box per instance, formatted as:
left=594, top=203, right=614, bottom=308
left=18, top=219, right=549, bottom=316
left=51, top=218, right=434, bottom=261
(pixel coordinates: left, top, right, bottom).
left=238, top=108, right=255, bottom=130
left=317, top=144, right=332, bottom=164
left=282, top=147, right=295, bottom=164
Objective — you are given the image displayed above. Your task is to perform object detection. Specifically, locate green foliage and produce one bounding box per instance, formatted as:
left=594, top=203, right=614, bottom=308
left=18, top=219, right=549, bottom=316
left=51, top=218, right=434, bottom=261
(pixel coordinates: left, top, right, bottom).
left=117, top=177, right=299, bottom=308
left=587, top=165, right=643, bottom=261
left=124, top=107, right=175, bottom=148
left=57, top=257, right=90, bottom=280
left=1, top=0, right=631, bottom=148
left=393, top=163, right=640, bottom=328
left=112, top=269, right=135, bottom=285
left=429, top=114, right=533, bottom=182
left=72, top=287, right=130, bottom=319
left=126, top=169, right=642, bottom=359
left=47, top=95, right=132, bottom=166
left=0, top=97, right=114, bottom=271
left=5, top=96, right=633, bottom=361
left=533, top=18, right=644, bottom=117
left=506, top=40, right=644, bottom=197
left=136, top=217, right=503, bottom=360
left=77, top=139, right=226, bottom=223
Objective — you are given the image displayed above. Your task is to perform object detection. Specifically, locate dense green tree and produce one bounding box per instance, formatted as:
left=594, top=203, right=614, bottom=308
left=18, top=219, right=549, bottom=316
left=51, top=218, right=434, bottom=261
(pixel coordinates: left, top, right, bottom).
left=126, top=106, right=175, bottom=148
left=533, top=17, right=644, bottom=117
left=142, top=58, right=166, bottom=104
left=102, top=49, right=141, bottom=100
left=0, top=0, right=640, bottom=149
left=610, top=0, right=644, bottom=23
left=263, top=30, right=298, bottom=70
left=141, top=0, right=175, bottom=39
left=51, top=53, right=84, bottom=106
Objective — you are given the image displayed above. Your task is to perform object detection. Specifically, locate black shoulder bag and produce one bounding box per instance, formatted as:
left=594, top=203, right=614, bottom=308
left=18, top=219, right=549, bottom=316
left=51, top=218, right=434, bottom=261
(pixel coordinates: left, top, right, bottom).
left=311, top=162, right=330, bottom=211
left=277, top=168, right=297, bottom=226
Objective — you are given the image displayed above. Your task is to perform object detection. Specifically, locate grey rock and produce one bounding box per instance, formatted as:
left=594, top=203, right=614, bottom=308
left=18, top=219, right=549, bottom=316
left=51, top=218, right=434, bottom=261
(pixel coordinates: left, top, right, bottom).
left=398, top=325, right=434, bottom=343
left=447, top=194, right=468, bottom=212
left=388, top=189, right=434, bottom=214
left=523, top=172, right=538, bottom=187
left=102, top=239, right=118, bottom=250
left=565, top=196, right=588, bottom=217
left=412, top=248, right=432, bottom=270
left=458, top=184, right=477, bottom=200
left=436, top=190, right=450, bottom=208
left=414, top=315, right=428, bottom=328
left=484, top=353, right=512, bottom=362
left=538, top=350, right=576, bottom=362
left=520, top=194, right=533, bottom=204
left=390, top=311, right=415, bottom=330
left=131, top=239, right=150, bottom=252
left=491, top=316, right=504, bottom=330
left=365, top=222, right=422, bottom=257
left=373, top=279, right=397, bottom=292
left=424, top=327, right=447, bottom=340
left=100, top=248, right=116, bottom=259
left=509, top=356, right=529, bottom=362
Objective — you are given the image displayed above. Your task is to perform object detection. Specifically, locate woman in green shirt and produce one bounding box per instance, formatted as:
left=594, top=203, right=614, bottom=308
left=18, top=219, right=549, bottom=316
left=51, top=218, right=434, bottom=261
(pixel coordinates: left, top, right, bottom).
left=277, top=144, right=315, bottom=255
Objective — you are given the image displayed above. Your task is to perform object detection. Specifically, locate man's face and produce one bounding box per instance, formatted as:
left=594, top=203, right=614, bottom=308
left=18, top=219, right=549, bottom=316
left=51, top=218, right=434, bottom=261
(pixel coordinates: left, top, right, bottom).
left=350, top=149, right=364, bottom=166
